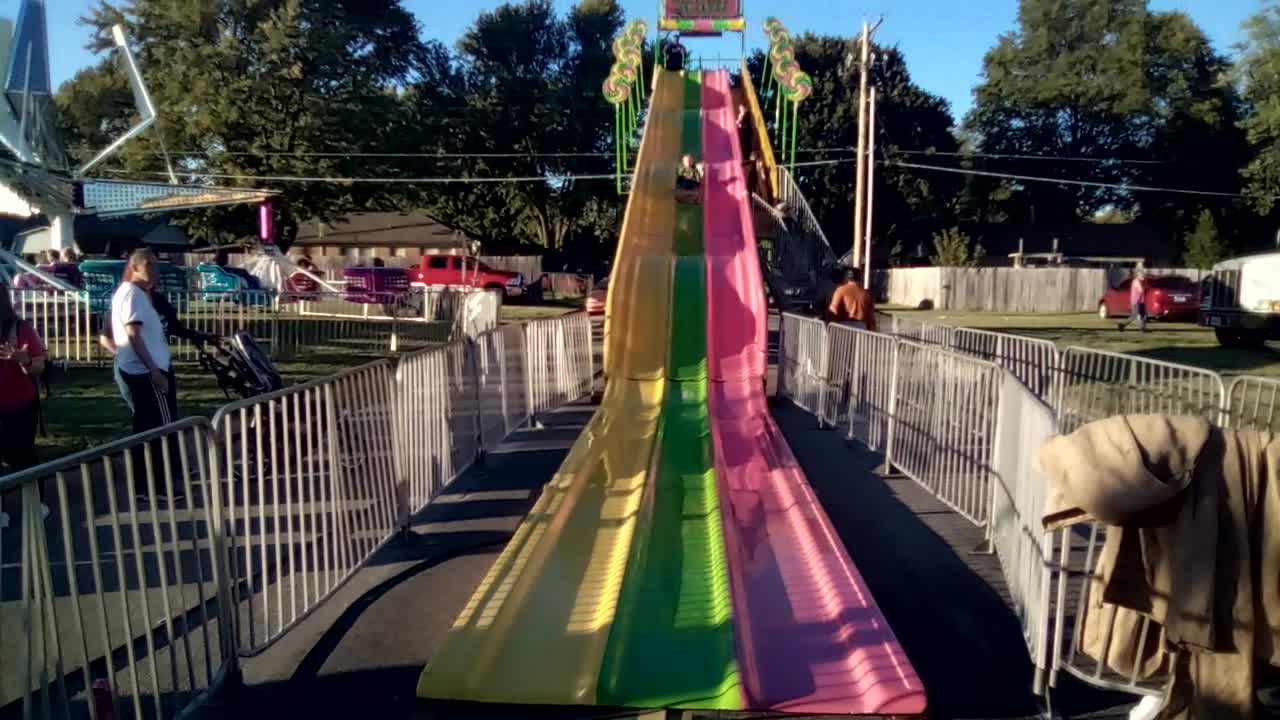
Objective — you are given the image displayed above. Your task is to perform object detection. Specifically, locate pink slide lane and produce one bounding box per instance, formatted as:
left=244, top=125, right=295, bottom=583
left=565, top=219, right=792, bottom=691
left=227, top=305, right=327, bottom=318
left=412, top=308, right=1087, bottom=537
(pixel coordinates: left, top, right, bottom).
left=699, top=70, right=927, bottom=715
left=709, top=382, right=927, bottom=715
left=700, top=70, right=766, bottom=382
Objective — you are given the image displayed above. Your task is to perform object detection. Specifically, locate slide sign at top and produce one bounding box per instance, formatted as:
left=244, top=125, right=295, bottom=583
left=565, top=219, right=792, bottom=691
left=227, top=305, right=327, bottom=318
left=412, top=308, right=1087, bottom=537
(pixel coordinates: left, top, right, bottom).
left=663, top=0, right=742, bottom=19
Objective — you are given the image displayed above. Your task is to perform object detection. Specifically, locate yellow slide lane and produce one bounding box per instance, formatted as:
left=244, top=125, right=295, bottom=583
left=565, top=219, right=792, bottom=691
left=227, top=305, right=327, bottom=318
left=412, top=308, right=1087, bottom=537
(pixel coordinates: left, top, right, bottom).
left=604, top=69, right=682, bottom=380
left=416, top=71, right=684, bottom=706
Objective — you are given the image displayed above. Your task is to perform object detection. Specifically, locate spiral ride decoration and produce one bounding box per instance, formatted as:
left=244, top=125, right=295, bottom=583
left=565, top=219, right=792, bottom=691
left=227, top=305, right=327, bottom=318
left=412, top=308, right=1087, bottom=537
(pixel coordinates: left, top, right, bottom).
left=761, top=17, right=813, bottom=172
left=603, top=19, right=649, bottom=194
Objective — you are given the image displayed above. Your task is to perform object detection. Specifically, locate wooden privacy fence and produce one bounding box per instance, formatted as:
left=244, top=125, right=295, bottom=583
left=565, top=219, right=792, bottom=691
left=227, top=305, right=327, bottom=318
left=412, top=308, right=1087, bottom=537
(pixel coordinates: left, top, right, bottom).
left=875, top=267, right=1207, bottom=313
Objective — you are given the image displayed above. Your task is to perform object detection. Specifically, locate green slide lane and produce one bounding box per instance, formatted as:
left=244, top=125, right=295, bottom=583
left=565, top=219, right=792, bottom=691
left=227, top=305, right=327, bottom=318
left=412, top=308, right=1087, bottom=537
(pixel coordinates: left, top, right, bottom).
left=597, top=71, right=743, bottom=711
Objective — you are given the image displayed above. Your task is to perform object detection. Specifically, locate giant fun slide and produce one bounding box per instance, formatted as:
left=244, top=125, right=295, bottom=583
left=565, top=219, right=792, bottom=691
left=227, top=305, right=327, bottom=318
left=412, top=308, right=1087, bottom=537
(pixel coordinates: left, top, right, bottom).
left=416, top=68, right=926, bottom=716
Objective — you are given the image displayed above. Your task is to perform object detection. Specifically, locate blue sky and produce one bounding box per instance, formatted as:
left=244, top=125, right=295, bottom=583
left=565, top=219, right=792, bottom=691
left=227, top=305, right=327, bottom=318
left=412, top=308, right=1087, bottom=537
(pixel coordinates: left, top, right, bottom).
left=42, top=0, right=1258, bottom=120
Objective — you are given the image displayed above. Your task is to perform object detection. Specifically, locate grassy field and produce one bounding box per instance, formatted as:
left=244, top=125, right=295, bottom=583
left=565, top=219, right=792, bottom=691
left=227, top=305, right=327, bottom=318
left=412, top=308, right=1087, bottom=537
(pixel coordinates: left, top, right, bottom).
left=886, top=309, right=1280, bottom=379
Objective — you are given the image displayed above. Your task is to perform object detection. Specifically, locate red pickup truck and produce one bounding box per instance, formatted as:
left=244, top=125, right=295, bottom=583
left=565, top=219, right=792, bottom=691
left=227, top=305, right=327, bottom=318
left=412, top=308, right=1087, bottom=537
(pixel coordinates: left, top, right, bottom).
left=407, top=255, right=534, bottom=300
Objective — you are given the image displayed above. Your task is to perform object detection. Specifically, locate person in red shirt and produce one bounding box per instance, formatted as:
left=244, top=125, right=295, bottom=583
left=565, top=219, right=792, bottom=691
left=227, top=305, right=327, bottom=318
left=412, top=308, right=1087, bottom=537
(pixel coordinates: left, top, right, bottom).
left=0, top=284, right=47, bottom=472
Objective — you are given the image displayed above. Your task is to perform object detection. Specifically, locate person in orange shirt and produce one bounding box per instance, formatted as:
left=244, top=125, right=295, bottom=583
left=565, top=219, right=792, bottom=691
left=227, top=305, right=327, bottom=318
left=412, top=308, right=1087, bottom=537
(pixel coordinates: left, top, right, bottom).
left=827, top=267, right=879, bottom=332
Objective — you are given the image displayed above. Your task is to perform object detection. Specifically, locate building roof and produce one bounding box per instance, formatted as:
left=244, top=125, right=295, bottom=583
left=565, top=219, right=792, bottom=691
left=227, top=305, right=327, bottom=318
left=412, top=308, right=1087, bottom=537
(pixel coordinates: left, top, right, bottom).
left=295, top=212, right=476, bottom=250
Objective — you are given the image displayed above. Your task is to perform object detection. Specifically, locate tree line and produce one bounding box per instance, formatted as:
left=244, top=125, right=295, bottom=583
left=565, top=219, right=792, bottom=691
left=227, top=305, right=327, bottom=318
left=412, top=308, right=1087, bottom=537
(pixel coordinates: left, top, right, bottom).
left=53, top=0, right=1280, bottom=268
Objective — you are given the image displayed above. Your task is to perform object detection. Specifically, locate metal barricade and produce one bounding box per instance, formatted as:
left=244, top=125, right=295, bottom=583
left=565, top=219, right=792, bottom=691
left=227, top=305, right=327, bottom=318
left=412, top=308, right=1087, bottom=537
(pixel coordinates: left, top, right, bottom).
left=988, top=373, right=1057, bottom=694
left=209, top=361, right=400, bottom=655
left=471, top=325, right=533, bottom=452
left=886, top=341, right=1000, bottom=525
left=1047, top=521, right=1171, bottom=701
left=1054, top=347, right=1225, bottom=434
left=952, top=327, right=1059, bottom=403
left=524, top=312, right=593, bottom=417
left=887, top=313, right=954, bottom=348
left=777, top=312, right=827, bottom=414
left=0, top=418, right=235, bottom=719
left=11, top=289, right=95, bottom=365
left=836, top=327, right=899, bottom=453
left=1222, top=374, right=1280, bottom=432
left=167, top=290, right=278, bottom=362
left=395, top=342, right=480, bottom=514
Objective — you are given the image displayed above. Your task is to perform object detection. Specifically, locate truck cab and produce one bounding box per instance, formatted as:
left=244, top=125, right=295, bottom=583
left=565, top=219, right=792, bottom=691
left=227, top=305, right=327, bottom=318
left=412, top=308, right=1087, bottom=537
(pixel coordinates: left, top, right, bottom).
left=407, top=254, right=530, bottom=299
left=1200, top=250, right=1280, bottom=348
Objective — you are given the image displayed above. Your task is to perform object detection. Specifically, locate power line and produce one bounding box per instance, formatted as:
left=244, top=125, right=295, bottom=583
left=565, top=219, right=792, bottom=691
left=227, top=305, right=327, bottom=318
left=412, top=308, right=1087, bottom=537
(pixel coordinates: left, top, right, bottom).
left=883, top=160, right=1265, bottom=200
left=95, top=157, right=859, bottom=184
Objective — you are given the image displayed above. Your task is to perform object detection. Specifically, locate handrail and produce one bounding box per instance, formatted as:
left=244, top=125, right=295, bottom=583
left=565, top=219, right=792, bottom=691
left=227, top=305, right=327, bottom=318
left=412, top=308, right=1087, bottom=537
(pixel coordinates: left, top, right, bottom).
left=740, top=58, right=780, bottom=200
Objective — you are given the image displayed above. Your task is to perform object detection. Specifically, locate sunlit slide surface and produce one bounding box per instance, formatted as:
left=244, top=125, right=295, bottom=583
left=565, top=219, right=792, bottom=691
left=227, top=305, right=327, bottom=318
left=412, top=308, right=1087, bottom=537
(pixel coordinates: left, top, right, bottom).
left=417, top=67, right=925, bottom=716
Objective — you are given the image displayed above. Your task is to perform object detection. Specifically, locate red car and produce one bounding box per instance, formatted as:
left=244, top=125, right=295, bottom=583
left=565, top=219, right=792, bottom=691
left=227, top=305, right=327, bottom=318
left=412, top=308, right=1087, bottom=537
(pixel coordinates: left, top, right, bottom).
left=407, top=254, right=530, bottom=299
left=585, top=276, right=608, bottom=315
left=1098, top=275, right=1201, bottom=321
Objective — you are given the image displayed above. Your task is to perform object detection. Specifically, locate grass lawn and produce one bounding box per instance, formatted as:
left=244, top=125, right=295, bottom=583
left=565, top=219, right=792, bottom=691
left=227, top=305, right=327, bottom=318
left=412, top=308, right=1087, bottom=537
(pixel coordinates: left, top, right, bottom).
left=36, top=339, right=405, bottom=464
left=500, top=299, right=582, bottom=323
left=885, top=309, right=1280, bottom=380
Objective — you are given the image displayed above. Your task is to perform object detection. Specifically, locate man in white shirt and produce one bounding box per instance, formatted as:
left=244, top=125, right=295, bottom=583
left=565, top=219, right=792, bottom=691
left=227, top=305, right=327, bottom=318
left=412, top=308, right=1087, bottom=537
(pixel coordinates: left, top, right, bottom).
left=112, top=249, right=178, bottom=434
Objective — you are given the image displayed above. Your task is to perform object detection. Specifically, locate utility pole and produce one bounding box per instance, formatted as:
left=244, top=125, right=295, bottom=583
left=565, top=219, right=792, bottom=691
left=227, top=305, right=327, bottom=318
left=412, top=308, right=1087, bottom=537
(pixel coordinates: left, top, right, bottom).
left=851, top=17, right=882, bottom=268
left=864, top=87, right=878, bottom=282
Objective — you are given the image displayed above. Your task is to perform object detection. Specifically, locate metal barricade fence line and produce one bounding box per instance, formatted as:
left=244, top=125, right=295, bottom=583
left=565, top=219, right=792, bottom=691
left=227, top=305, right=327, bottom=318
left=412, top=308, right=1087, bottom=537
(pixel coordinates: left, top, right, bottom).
left=11, top=289, right=96, bottom=366
left=0, top=309, right=598, bottom=718
left=0, top=418, right=234, bottom=719
left=952, top=327, right=1059, bottom=403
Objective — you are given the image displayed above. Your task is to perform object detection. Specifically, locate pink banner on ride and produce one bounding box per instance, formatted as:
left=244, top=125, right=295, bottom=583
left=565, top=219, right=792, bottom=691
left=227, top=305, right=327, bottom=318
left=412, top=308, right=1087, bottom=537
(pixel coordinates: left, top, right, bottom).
left=699, top=70, right=765, bottom=382
left=708, top=379, right=928, bottom=715
left=663, top=0, right=741, bottom=18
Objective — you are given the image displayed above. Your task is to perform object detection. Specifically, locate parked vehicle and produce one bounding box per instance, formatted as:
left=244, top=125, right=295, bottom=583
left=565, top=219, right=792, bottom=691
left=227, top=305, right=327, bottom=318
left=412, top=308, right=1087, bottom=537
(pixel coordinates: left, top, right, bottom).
left=585, top=276, right=609, bottom=315
left=1200, top=251, right=1280, bottom=349
left=1098, top=274, right=1201, bottom=321
left=407, top=254, right=531, bottom=300
left=81, top=259, right=188, bottom=313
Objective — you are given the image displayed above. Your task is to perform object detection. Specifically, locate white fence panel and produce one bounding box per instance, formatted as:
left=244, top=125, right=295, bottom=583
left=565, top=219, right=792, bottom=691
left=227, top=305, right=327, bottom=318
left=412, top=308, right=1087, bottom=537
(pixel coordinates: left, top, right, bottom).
left=989, top=373, right=1058, bottom=694
left=525, top=313, right=593, bottom=416
left=952, top=328, right=1059, bottom=402
left=395, top=343, right=479, bottom=514
left=777, top=312, right=827, bottom=414
left=0, top=419, right=235, bottom=718
left=209, top=361, right=400, bottom=655
left=11, top=289, right=96, bottom=365
left=1054, top=347, right=1225, bottom=434
left=1223, top=375, right=1280, bottom=432
left=887, top=341, right=1000, bottom=525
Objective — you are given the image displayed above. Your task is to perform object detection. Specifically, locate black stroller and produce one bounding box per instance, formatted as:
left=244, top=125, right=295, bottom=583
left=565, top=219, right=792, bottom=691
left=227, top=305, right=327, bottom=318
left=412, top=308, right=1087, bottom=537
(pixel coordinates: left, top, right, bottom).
left=194, top=332, right=284, bottom=400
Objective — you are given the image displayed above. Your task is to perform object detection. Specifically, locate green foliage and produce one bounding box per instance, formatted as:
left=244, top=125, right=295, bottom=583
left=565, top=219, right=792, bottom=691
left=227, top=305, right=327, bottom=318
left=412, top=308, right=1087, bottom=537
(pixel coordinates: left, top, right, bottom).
left=967, top=0, right=1246, bottom=243
left=747, top=35, right=963, bottom=257
left=1238, top=5, right=1280, bottom=213
left=929, top=226, right=985, bottom=267
left=1183, top=209, right=1227, bottom=268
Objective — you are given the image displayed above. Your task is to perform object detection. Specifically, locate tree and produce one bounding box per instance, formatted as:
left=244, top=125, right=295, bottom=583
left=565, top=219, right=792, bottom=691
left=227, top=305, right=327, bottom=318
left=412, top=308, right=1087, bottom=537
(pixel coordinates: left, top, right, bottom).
left=747, top=35, right=963, bottom=258
left=406, top=0, right=627, bottom=253
left=1238, top=4, right=1280, bottom=213
left=73, top=0, right=431, bottom=246
left=967, top=0, right=1245, bottom=242
left=1183, top=209, right=1227, bottom=268
left=929, top=226, right=985, bottom=267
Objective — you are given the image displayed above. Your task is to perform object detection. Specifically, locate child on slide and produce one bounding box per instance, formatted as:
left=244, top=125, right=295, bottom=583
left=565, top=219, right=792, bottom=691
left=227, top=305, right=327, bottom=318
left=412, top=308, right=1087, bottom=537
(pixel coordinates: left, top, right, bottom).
left=675, top=154, right=705, bottom=205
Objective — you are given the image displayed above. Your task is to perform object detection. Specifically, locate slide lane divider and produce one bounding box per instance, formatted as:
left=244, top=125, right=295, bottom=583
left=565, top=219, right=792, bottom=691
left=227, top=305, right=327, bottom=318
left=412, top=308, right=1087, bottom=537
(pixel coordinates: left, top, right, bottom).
left=700, top=69, right=928, bottom=716
left=598, top=71, right=744, bottom=711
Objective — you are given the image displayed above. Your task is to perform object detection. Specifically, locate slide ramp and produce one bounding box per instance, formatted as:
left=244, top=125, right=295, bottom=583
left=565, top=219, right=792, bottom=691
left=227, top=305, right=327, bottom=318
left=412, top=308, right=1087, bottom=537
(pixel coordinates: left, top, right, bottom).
left=701, top=70, right=927, bottom=715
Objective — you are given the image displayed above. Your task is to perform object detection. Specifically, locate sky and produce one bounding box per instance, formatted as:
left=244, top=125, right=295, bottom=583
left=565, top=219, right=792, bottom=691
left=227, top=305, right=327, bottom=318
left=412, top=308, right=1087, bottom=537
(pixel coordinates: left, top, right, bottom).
left=41, top=0, right=1258, bottom=120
